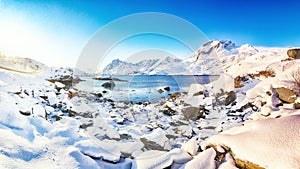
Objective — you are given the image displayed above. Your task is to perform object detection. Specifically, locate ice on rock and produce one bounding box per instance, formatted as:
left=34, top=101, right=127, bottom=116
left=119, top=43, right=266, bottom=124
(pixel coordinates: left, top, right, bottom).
left=142, top=128, right=168, bottom=147
left=182, top=136, right=199, bottom=156
left=180, top=147, right=216, bottom=169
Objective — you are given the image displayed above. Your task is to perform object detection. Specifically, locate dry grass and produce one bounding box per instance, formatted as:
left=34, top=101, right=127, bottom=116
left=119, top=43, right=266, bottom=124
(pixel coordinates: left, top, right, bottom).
left=234, top=76, right=249, bottom=88
left=291, top=68, right=300, bottom=95
left=249, top=69, right=276, bottom=78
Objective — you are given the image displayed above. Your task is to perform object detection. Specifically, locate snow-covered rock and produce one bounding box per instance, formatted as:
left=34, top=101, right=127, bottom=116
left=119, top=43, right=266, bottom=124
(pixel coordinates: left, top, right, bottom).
left=203, top=115, right=300, bottom=169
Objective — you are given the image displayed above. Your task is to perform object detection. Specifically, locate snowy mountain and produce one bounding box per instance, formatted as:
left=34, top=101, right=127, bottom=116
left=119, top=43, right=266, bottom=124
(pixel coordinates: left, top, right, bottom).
left=183, top=40, right=260, bottom=75
left=101, top=56, right=182, bottom=75
left=101, top=40, right=267, bottom=75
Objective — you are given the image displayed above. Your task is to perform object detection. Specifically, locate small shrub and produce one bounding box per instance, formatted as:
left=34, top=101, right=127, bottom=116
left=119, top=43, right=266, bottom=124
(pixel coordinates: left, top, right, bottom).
left=291, top=68, right=300, bottom=95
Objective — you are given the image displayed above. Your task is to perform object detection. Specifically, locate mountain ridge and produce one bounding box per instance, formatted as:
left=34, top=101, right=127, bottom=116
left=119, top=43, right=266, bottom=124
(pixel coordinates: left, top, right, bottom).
left=101, top=40, right=271, bottom=75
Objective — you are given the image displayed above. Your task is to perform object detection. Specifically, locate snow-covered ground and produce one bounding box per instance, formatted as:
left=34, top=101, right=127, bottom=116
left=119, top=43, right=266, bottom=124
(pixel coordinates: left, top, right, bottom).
left=0, top=40, right=300, bottom=169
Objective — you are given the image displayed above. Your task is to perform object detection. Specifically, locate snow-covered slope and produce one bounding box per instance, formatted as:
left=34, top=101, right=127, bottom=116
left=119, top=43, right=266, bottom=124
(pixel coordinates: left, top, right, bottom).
left=0, top=52, right=47, bottom=74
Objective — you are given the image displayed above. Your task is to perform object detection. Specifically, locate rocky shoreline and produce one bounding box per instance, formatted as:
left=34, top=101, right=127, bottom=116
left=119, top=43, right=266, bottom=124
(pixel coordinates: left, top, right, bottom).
left=0, top=42, right=300, bottom=168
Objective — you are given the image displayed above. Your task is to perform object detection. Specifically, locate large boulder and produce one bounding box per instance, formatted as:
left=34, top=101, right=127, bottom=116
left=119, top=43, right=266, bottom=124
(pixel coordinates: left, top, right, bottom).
left=101, top=81, right=115, bottom=89
left=275, top=87, right=296, bottom=103
left=287, top=48, right=300, bottom=59
left=182, top=107, right=205, bottom=121
left=225, top=91, right=237, bottom=106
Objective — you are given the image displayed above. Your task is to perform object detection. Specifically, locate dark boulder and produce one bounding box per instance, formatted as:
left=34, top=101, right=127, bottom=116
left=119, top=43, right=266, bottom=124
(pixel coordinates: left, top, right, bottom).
left=225, top=91, right=237, bottom=106
left=182, top=107, right=205, bottom=121
left=101, top=81, right=115, bottom=89
left=164, top=86, right=170, bottom=92
left=161, top=105, right=176, bottom=116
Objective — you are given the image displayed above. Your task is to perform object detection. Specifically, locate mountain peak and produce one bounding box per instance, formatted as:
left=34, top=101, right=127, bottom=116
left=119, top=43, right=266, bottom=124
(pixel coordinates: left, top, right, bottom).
left=203, top=40, right=236, bottom=51
left=111, top=59, right=123, bottom=64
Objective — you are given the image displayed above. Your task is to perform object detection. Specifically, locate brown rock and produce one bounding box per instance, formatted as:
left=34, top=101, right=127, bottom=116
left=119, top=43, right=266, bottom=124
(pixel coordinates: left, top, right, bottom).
left=275, top=87, right=296, bottom=103
left=294, top=102, right=300, bottom=109
left=287, top=48, right=300, bottom=59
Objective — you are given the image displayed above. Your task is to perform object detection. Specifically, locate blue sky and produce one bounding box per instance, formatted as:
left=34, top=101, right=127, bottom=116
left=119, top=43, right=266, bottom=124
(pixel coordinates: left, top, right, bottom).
left=0, top=0, right=299, bottom=68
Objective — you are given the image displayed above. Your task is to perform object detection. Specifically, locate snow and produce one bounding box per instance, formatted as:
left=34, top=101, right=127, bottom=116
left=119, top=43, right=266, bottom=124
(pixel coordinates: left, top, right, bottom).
left=209, top=73, right=234, bottom=93
left=180, top=148, right=216, bottom=169
left=218, top=153, right=239, bottom=169
left=132, top=148, right=192, bottom=169
left=101, top=57, right=183, bottom=75
left=0, top=80, right=7, bottom=86
left=181, top=136, right=199, bottom=156
left=75, top=139, right=121, bottom=162
left=142, top=128, right=168, bottom=147
left=204, top=115, right=300, bottom=169
left=0, top=40, right=300, bottom=168
left=55, top=81, right=65, bottom=89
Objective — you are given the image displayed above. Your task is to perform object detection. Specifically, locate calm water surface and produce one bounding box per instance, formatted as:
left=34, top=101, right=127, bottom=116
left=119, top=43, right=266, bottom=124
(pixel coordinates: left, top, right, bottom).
left=75, top=75, right=218, bottom=102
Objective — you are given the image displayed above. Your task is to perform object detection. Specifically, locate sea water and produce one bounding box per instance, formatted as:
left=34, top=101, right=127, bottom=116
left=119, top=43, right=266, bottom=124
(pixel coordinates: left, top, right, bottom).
left=75, top=75, right=218, bottom=103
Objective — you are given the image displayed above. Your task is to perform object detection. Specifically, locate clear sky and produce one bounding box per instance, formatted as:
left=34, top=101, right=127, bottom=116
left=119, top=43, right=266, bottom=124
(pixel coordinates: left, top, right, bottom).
left=0, top=0, right=300, bottom=68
